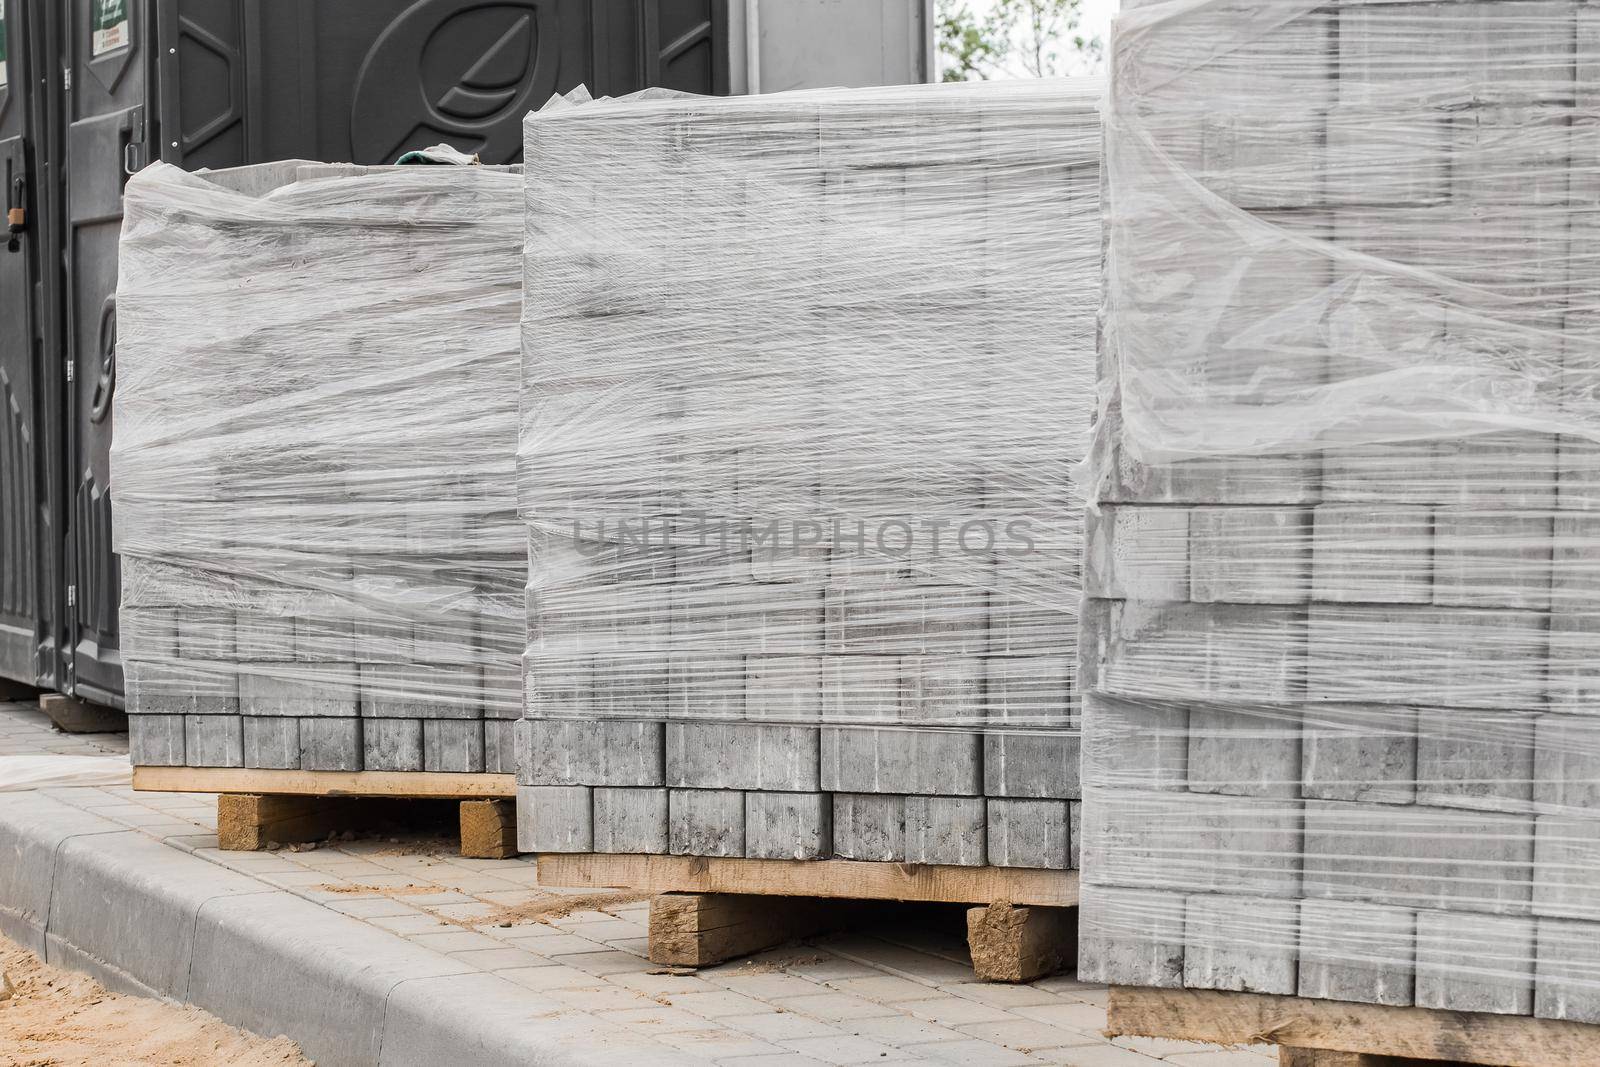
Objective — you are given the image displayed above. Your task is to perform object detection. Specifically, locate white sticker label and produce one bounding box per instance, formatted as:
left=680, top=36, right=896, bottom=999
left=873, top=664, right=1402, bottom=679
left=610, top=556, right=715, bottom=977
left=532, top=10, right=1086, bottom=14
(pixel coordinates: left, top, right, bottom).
left=91, top=0, right=129, bottom=58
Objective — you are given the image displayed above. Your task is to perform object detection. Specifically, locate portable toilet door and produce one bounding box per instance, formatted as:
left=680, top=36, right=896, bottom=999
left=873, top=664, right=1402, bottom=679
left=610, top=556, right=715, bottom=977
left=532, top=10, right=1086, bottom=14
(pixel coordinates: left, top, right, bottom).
left=34, top=0, right=145, bottom=708
left=0, top=0, right=50, bottom=693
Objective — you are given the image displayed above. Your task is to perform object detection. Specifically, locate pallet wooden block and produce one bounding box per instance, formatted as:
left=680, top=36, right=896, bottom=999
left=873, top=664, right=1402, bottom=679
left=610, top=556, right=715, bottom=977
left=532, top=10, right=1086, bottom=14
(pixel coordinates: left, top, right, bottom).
left=966, top=901, right=1076, bottom=984
left=459, top=799, right=518, bottom=860
left=649, top=892, right=845, bottom=967
left=39, top=692, right=127, bottom=734
left=542, top=853, right=1079, bottom=977
left=218, top=793, right=346, bottom=851
left=1108, top=987, right=1600, bottom=1067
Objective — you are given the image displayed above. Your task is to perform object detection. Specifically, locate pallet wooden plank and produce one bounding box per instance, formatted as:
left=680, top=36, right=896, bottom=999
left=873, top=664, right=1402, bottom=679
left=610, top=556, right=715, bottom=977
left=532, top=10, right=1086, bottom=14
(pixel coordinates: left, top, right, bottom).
left=649, top=892, right=841, bottom=967
left=966, top=902, right=1076, bottom=983
left=132, top=765, right=515, bottom=798
left=39, top=693, right=127, bottom=734
left=1108, top=987, right=1600, bottom=1067
left=459, top=799, right=519, bottom=860
left=537, top=853, right=1079, bottom=907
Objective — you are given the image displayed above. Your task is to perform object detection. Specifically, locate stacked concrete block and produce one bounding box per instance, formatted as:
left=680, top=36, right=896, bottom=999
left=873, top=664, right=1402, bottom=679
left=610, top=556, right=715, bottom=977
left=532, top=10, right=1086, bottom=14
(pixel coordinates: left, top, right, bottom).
left=516, top=82, right=1101, bottom=867
left=114, top=162, right=525, bottom=774
left=1083, top=1, right=1600, bottom=1022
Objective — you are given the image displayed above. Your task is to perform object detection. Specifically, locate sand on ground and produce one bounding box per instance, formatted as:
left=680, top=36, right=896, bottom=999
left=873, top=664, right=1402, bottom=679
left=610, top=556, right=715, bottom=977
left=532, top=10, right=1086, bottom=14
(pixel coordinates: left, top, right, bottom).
left=0, top=932, right=309, bottom=1066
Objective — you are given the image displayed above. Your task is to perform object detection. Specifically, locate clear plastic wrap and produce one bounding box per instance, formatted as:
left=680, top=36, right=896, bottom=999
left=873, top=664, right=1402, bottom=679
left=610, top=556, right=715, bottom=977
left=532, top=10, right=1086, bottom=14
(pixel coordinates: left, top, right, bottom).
left=516, top=80, right=1102, bottom=865
left=1083, top=0, right=1600, bottom=1022
left=113, top=161, right=524, bottom=774
left=0, top=755, right=130, bottom=791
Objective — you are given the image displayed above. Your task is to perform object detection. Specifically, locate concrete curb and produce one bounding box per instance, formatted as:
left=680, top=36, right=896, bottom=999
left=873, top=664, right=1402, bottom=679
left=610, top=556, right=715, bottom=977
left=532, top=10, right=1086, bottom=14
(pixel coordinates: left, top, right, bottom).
left=0, top=791, right=695, bottom=1066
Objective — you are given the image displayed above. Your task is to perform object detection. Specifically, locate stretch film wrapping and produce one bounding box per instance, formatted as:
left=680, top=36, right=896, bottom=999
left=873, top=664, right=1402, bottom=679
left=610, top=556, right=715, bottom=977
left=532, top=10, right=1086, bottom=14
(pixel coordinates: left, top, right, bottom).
left=1084, top=0, right=1600, bottom=1020
left=517, top=80, right=1101, bottom=865
left=113, top=162, right=523, bottom=773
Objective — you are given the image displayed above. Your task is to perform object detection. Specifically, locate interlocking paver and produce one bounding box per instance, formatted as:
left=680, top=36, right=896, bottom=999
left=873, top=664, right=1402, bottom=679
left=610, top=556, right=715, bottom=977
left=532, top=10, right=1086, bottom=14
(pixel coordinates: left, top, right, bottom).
left=780, top=955, right=886, bottom=982
left=781, top=992, right=903, bottom=1023
left=546, top=984, right=657, bottom=1012
left=408, top=929, right=506, bottom=952
left=778, top=1034, right=909, bottom=1065
left=1011, top=1001, right=1120, bottom=1034
left=418, top=901, right=499, bottom=921
left=845, top=1013, right=967, bottom=1046
left=944, top=981, right=1071, bottom=1009
left=472, top=889, right=544, bottom=907
left=907, top=1037, right=1040, bottom=1066
left=1114, top=1035, right=1225, bottom=1058
left=326, top=895, right=423, bottom=919
left=958, top=1019, right=1105, bottom=1051
left=610, top=970, right=725, bottom=997
left=828, top=939, right=979, bottom=984
left=898, top=995, right=1017, bottom=1026
left=657, top=1029, right=792, bottom=1060
left=664, top=989, right=775, bottom=1019
left=368, top=913, right=454, bottom=935
left=551, top=948, right=659, bottom=977
left=401, top=891, right=479, bottom=906
left=497, top=965, right=597, bottom=992
left=711, top=971, right=829, bottom=1000
left=446, top=947, right=550, bottom=971
left=606, top=936, right=651, bottom=957
left=593, top=1005, right=713, bottom=1034
left=499, top=931, right=605, bottom=955
left=550, top=916, right=643, bottom=941
left=722, top=1011, right=843, bottom=1041
left=828, top=974, right=942, bottom=1004
left=1165, top=1051, right=1280, bottom=1067
left=259, top=870, right=352, bottom=889
left=1026, top=1044, right=1166, bottom=1067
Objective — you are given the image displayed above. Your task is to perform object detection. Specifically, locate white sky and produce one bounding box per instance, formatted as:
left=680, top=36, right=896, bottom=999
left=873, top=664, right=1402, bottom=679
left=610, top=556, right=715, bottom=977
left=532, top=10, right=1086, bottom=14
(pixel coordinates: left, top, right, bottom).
left=951, top=0, right=1120, bottom=76
left=1081, top=0, right=1118, bottom=50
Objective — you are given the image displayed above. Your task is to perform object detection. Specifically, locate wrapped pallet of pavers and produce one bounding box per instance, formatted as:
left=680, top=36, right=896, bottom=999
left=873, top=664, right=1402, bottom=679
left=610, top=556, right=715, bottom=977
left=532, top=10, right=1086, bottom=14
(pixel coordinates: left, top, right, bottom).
left=114, top=162, right=523, bottom=778
left=517, top=79, right=1101, bottom=895
left=1084, top=0, right=1600, bottom=1038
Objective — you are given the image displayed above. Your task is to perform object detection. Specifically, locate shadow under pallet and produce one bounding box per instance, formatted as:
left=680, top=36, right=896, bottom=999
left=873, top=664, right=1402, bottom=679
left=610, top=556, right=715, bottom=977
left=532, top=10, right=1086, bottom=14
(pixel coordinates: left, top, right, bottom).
left=131, top=766, right=518, bottom=859
left=537, top=851, right=1079, bottom=982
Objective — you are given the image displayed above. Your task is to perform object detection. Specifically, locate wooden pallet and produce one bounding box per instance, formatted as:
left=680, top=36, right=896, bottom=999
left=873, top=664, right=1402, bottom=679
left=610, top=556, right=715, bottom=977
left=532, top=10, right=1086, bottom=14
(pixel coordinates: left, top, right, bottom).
left=39, top=692, right=127, bottom=733
left=1108, top=987, right=1600, bottom=1067
left=538, top=851, right=1079, bottom=981
left=132, top=766, right=518, bottom=859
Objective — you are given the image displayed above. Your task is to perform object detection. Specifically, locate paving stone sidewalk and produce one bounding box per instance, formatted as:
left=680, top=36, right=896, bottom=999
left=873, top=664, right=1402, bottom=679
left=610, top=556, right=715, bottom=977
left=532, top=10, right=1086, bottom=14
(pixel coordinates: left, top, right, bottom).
left=0, top=700, right=1274, bottom=1067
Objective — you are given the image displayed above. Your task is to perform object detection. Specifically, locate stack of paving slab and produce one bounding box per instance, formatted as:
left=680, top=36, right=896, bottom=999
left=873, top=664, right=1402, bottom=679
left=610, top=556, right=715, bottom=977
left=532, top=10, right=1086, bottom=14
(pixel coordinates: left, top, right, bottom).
left=112, top=161, right=524, bottom=774
left=515, top=81, right=1102, bottom=866
left=1081, top=0, right=1600, bottom=1023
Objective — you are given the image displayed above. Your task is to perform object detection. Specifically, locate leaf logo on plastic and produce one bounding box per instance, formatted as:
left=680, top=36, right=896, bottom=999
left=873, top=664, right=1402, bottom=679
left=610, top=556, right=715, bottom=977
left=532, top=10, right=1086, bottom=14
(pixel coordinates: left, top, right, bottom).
left=351, top=0, right=558, bottom=165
